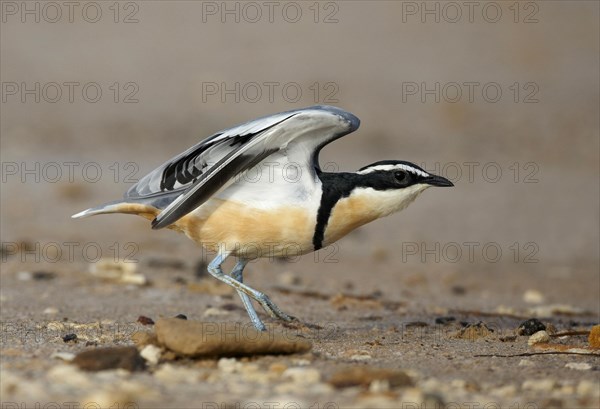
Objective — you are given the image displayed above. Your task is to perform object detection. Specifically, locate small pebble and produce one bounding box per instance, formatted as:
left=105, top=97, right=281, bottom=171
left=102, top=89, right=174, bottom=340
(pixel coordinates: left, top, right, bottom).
left=528, top=330, right=550, bottom=346
left=282, top=367, right=321, bottom=384
left=517, top=318, right=546, bottom=336
left=32, top=271, right=56, bottom=280
left=89, top=259, right=147, bottom=286
left=120, top=273, right=148, bottom=285
left=43, top=307, right=59, bottom=315
left=588, top=325, right=600, bottom=348
left=50, top=351, right=76, bottom=361
left=435, top=316, right=456, bottom=325
left=137, top=316, right=155, bottom=326
left=17, top=271, right=33, bottom=281
left=522, top=379, right=556, bottom=392
left=499, top=335, right=517, bottom=342
left=529, top=304, right=583, bottom=317
left=140, top=344, right=162, bottom=365
left=218, top=357, right=241, bottom=373
left=174, top=314, right=187, bottom=320
left=523, top=289, right=545, bottom=304
left=202, top=307, right=229, bottom=317
left=62, top=333, right=78, bottom=343
left=565, top=362, right=592, bottom=371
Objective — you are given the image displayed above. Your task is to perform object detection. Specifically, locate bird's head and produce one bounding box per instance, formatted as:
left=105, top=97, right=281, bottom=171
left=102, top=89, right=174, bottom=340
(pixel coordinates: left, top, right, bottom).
left=352, top=160, right=453, bottom=216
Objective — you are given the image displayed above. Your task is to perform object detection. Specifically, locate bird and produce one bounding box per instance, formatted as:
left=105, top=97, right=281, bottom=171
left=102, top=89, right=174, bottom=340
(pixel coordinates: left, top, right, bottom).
left=73, top=105, right=453, bottom=331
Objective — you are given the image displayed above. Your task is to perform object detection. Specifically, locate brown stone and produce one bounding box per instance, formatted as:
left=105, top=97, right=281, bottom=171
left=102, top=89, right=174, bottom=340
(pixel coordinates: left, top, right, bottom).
left=588, top=325, right=600, bottom=349
left=154, top=318, right=312, bottom=357
left=72, top=346, right=146, bottom=372
left=328, top=366, right=413, bottom=389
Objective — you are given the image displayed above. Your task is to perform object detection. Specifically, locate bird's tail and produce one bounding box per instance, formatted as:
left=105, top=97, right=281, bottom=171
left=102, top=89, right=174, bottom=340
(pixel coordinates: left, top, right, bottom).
left=72, top=200, right=158, bottom=220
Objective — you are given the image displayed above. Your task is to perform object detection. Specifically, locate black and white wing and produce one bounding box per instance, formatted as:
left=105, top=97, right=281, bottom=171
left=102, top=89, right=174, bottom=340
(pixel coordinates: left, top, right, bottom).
left=125, top=105, right=360, bottom=229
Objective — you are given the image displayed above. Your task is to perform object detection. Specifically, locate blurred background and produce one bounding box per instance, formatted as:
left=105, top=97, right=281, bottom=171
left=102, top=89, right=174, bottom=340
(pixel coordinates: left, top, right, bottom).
left=2, top=1, right=599, bottom=312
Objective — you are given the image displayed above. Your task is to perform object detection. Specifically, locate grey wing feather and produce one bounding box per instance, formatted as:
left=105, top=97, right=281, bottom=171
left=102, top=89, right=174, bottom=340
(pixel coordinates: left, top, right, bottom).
left=126, top=105, right=359, bottom=229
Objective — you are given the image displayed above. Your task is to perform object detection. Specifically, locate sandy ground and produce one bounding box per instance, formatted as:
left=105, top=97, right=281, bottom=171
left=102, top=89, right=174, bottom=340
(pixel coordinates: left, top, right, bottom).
left=1, top=1, right=599, bottom=408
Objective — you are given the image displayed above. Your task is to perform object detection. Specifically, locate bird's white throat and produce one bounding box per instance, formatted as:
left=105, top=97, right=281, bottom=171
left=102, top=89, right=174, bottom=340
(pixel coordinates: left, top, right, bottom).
left=352, top=183, right=431, bottom=218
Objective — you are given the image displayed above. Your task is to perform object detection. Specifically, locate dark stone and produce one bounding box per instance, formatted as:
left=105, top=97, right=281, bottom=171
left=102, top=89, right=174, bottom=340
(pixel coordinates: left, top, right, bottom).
left=405, top=321, right=429, bottom=328
left=435, top=316, right=456, bottom=325
left=147, top=258, right=186, bottom=270
left=73, top=346, right=146, bottom=372
left=32, top=271, right=56, bottom=280
left=137, top=315, right=155, bottom=325
left=174, top=314, right=187, bottom=320
left=62, top=333, right=77, bottom=342
left=517, top=318, right=546, bottom=336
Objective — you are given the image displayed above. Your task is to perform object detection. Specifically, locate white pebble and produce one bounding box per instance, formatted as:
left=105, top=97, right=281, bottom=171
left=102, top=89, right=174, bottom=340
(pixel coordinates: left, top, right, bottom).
left=202, top=307, right=229, bottom=317
left=43, top=307, right=59, bottom=315
left=282, top=367, right=321, bottom=384
left=218, top=357, right=241, bottom=373
left=523, top=289, right=545, bottom=304
left=140, top=344, right=162, bottom=365
left=565, top=362, right=592, bottom=371
left=17, top=271, right=33, bottom=281
left=369, top=379, right=390, bottom=393
left=528, top=330, right=550, bottom=346
left=50, top=351, right=75, bottom=361
left=522, top=379, right=556, bottom=392
left=120, top=273, right=147, bottom=286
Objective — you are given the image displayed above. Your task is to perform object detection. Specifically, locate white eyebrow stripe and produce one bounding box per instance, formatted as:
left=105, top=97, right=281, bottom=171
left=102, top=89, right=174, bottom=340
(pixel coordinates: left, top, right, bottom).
left=357, top=164, right=429, bottom=178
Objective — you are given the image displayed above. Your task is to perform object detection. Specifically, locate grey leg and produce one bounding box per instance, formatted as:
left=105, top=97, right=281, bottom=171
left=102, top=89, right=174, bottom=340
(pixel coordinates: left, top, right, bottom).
left=207, top=253, right=294, bottom=331
left=230, top=259, right=265, bottom=331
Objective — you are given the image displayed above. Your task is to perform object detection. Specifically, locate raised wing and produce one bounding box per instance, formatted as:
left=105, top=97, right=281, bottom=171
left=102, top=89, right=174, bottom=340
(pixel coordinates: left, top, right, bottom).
left=127, top=105, right=359, bottom=229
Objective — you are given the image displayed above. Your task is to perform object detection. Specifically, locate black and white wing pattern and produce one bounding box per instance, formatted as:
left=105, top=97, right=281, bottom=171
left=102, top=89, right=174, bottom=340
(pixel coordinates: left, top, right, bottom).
left=125, top=105, right=360, bottom=229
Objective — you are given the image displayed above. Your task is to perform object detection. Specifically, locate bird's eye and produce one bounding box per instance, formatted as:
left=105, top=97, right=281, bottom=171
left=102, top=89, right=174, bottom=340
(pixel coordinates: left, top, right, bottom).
left=394, top=171, right=407, bottom=182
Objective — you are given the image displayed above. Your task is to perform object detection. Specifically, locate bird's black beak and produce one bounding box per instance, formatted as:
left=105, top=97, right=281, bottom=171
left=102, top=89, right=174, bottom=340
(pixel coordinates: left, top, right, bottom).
left=423, top=174, right=454, bottom=187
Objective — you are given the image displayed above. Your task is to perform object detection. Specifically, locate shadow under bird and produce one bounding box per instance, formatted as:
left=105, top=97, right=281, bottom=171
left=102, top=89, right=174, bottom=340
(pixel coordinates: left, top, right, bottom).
left=73, top=105, right=453, bottom=331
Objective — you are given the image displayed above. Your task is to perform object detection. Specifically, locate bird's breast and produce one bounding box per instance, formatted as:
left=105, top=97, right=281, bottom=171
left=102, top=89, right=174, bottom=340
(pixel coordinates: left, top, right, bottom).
left=322, top=193, right=381, bottom=247
left=176, top=198, right=317, bottom=259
